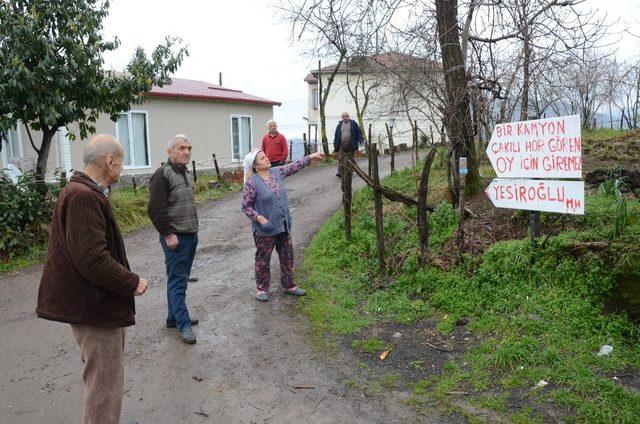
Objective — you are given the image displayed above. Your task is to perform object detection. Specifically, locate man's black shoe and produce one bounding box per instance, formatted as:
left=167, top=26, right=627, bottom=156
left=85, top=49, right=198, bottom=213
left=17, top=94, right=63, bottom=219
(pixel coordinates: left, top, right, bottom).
left=336, top=173, right=341, bottom=178
left=188, top=277, right=198, bottom=282
left=166, top=319, right=199, bottom=328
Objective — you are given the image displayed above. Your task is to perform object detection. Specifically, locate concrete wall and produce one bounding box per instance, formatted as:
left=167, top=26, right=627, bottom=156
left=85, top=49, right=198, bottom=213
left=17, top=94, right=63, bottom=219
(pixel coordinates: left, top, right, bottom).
left=3, top=97, right=274, bottom=179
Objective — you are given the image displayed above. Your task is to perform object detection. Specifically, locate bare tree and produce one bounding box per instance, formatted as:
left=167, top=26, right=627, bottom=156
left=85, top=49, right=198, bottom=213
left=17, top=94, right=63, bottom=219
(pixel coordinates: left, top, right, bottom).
left=278, top=0, right=401, bottom=153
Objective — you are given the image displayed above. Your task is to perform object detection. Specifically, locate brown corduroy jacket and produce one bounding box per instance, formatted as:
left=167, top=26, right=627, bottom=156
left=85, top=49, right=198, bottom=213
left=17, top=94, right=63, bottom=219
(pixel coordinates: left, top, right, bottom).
left=36, top=172, right=139, bottom=327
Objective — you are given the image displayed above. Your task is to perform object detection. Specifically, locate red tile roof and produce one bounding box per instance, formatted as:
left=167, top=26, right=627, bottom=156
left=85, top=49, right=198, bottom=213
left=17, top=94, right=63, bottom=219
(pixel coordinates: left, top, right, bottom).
left=306, top=52, right=441, bottom=81
left=148, top=78, right=281, bottom=106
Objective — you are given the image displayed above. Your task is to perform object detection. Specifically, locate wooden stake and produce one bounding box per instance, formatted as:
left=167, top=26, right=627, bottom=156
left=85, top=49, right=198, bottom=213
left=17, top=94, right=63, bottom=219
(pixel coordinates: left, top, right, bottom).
left=371, top=143, right=385, bottom=271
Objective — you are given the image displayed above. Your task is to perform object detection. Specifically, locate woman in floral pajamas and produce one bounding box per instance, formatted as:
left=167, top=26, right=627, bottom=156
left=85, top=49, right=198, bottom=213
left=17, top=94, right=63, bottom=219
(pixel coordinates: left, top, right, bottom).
left=241, top=149, right=325, bottom=301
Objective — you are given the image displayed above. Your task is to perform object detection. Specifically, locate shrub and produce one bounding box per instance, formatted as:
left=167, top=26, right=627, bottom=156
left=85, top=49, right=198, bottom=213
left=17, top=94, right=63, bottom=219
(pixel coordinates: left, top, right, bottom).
left=0, top=172, right=55, bottom=257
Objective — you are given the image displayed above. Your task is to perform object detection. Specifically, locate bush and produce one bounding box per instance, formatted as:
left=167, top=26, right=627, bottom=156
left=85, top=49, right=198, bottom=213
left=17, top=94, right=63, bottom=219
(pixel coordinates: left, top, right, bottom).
left=0, top=172, right=55, bottom=257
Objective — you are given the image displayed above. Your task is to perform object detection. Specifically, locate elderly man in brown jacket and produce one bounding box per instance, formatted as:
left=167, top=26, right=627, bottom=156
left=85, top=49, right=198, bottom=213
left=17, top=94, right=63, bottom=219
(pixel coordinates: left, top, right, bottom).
left=36, top=134, right=148, bottom=424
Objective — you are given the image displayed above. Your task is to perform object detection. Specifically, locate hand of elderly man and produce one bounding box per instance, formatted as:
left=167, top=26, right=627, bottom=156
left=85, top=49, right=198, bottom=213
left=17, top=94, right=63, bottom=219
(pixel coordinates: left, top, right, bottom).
left=164, top=233, right=179, bottom=250
left=134, top=278, right=148, bottom=296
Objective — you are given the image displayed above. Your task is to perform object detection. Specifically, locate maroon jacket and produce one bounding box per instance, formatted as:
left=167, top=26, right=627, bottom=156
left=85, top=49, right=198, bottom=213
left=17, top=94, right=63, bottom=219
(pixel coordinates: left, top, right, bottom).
left=36, top=172, right=139, bottom=327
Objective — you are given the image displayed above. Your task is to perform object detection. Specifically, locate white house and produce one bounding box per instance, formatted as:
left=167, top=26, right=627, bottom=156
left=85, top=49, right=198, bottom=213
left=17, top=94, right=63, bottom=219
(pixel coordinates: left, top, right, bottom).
left=304, top=52, right=443, bottom=151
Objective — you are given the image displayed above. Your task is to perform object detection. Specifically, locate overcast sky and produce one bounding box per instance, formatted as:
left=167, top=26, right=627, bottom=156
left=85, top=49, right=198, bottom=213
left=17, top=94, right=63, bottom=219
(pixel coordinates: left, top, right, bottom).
left=102, top=0, right=640, bottom=141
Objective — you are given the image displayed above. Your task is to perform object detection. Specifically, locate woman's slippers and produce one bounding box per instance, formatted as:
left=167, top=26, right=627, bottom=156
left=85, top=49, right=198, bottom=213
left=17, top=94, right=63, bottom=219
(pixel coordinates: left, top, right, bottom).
left=285, top=287, right=306, bottom=296
left=256, top=287, right=305, bottom=301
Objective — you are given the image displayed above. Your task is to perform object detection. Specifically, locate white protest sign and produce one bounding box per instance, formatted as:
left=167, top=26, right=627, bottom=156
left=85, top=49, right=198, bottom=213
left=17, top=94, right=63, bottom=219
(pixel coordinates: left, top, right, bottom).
left=487, top=115, right=582, bottom=179
left=485, top=179, right=585, bottom=215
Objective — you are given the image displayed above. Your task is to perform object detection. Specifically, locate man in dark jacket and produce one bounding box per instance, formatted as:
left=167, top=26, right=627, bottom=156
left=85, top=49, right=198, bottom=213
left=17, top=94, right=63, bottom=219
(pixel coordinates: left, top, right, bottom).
left=37, top=134, right=148, bottom=424
left=333, top=111, right=363, bottom=177
left=147, top=134, right=199, bottom=344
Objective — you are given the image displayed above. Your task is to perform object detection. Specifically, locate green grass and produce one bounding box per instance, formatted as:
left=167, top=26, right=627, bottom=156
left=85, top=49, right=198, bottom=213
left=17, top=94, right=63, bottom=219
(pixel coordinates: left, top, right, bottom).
left=0, top=244, right=47, bottom=274
left=0, top=175, right=241, bottom=274
left=351, top=337, right=388, bottom=354
left=298, top=158, right=640, bottom=422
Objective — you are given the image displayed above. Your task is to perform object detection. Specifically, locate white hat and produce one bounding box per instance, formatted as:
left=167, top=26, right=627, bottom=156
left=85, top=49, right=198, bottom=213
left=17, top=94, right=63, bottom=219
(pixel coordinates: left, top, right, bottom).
left=243, top=149, right=262, bottom=184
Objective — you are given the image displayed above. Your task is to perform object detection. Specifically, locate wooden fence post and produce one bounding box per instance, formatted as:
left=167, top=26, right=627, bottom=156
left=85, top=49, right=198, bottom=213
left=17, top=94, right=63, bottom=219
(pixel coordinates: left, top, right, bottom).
left=191, top=160, right=197, bottom=182
left=341, top=150, right=352, bottom=240
left=385, top=123, right=395, bottom=173
left=457, top=157, right=467, bottom=262
left=371, top=143, right=385, bottom=271
left=367, top=123, right=373, bottom=178
left=212, top=154, right=221, bottom=180
left=418, top=149, right=437, bottom=266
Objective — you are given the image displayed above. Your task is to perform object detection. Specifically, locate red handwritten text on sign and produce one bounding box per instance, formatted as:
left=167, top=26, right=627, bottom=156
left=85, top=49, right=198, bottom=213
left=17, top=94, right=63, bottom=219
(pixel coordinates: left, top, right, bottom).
left=485, top=179, right=584, bottom=215
left=487, top=115, right=582, bottom=178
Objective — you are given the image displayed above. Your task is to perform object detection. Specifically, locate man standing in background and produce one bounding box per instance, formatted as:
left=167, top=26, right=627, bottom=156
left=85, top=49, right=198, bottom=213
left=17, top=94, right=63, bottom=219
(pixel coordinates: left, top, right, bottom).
left=148, top=134, right=199, bottom=345
left=261, top=119, right=289, bottom=166
left=333, top=111, right=363, bottom=178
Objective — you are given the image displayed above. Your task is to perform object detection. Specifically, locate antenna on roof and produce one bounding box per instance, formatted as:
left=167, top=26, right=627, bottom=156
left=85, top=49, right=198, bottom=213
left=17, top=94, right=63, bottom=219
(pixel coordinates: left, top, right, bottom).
left=219, top=72, right=222, bottom=86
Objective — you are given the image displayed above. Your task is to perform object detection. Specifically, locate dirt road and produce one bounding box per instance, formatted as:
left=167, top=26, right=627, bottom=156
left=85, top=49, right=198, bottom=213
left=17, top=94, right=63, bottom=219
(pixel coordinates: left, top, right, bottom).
left=1, top=152, right=449, bottom=423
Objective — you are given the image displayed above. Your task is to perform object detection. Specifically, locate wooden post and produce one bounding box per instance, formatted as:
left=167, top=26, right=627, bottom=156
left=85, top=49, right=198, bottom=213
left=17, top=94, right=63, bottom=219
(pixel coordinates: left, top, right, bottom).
left=289, top=140, right=293, bottom=161
left=371, top=143, right=385, bottom=271
left=60, top=170, right=67, bottom=188
left=131, top=175, right=137, bottom=195
left=418, top=149, right=437, bottom=266
left=457, top=157, right=467, bottom=262
left=191, top=160, right=197, bottom=182
left=212, top=154, right=221, bottom=180
left=385, top=123, right=395, bottom=173
left=303, top=133, right=308, bottom=156
left=341, top=151, right=352, bottom=240
left=212, top=154, right=220, bottom=179
left=530, top=212, right=541, bottom=245
left=367, top=123, right=373, bottom=178
left=413, top=120, right=419, bottom=163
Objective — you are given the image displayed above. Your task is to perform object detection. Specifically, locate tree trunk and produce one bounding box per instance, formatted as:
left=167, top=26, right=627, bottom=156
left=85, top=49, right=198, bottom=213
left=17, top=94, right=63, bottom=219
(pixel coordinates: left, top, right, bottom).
left=435, top=0, right=481, bottom=200
left=520, top=38, right=531, bottom=121
left=36, top=129, right=55, bottom=195
left=418, top=149, right=437, bottom=266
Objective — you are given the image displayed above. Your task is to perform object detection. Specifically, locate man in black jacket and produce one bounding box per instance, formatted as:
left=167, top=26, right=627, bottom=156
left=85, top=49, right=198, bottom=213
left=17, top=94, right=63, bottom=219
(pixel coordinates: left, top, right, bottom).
left=333, top=112, right=363, bottom=177
left=147, top=134, right=199, bottom=344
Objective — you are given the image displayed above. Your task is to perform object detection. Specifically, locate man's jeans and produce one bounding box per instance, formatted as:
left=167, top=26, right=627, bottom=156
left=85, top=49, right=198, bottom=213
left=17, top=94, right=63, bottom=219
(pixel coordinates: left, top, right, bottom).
left=160, top=233, right=198, bottom=331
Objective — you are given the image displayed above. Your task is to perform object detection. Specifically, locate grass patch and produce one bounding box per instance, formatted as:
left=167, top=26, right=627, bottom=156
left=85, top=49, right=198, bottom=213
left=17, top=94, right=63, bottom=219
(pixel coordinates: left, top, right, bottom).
left=352, top=337, right=387, bottom=354
left=0, top=175, right=241, bottom=275
left=298, top=153, right=640, bottom=422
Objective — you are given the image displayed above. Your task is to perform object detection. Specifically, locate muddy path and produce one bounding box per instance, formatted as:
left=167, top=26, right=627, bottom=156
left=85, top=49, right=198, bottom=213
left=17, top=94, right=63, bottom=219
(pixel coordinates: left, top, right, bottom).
left=1, top=152, right=454, bottom=424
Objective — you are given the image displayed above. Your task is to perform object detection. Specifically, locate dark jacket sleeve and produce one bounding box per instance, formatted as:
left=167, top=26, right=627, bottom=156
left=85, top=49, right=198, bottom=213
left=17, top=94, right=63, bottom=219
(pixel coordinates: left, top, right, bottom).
left=333, top=124, right=341, bottom=152
left=66, top=193, right=139, bottom=297
left=352, top=120, right=363, bottom=146
left=147, top=167, right=173, bottom=237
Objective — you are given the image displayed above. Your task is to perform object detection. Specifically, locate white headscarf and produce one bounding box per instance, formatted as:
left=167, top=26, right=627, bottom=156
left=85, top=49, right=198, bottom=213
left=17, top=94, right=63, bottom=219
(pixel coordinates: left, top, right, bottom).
left=242, top=148, right=262, bottom=184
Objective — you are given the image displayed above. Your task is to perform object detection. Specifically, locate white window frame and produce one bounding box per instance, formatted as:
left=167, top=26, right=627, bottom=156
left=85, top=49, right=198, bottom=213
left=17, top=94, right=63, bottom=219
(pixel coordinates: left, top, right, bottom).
left=229, top=115, right=253, bottom=163
left=115, top=110, right=152, bottom=170
left=312, top=88, right=319, bottom=110
left=1, top=123, right=23, bottom=168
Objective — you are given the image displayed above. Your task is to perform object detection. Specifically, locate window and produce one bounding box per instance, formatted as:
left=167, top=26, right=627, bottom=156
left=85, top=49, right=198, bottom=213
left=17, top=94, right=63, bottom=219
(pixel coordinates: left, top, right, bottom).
left=312, top=88, right=319, bottom=110
left=230, top=115, right=252, bottom=161
left=116, top=111, right=150, bottom=168
left=1, top=125, right=22, bottom=168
